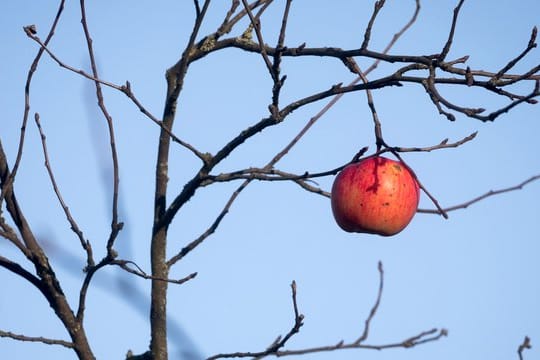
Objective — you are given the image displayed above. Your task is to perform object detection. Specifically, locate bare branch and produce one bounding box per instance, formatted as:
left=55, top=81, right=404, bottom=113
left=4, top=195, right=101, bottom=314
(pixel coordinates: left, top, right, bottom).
left=34, top=113, right=94, bottom=266
left=121, top=81, right=211, bottom=164
left=14, top=32, right=209, bottom=162
left=418, top=174, right=540, bottom=214
left=0, top=208, right=29, bottom=255
left=167, top=2, right=428, bottom=264
left=167, top=176, right=250, bottom=266
left=265, top=281, right=304, bottom=354
left=0, top=255, right=48, bottom=297
left=438, top=0, right=466, bottom=61
left=490, top=26, right=538, bottom=85
left=79, top=0, right=122, bottom=255
left=355, top=261, right=384, bottom=344
left=361, top=0, right=386, bottom=50
left=0, top=329, right=74, bottom=349
left=240, top=0, right=276, bottom=82
left=518, top=336, right=532, bottom=360
left=390, top=151, right=449, bottom=218
left=0, top=0, right=66, bottom=205
left=208, top=263, right=447, bottom=359
left=114, top=260, right=197, bottom=285
left=392, top=131, right=477, bottom=152
left=151, top=1, right=212, bottom=357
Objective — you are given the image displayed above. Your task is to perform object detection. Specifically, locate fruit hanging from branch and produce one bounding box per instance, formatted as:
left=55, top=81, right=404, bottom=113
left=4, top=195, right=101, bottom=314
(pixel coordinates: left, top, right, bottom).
left=331, top=156, right=420, bottom=236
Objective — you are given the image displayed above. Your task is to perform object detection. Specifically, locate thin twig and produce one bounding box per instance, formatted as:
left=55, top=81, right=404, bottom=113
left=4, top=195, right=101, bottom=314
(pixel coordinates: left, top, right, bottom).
left=114, top=260, right=197, bottom=285
left=266, top=281, right=304, bottom=353
left=207, top=263, right=447, bottom=359
left=22, top=30, right=208, bottom=160
left=0, top=0, right=66, bottom=205
left=439, top=0, right=466, bottom=61
left=240, top=0, right=276, bottom=82
left=80, top=0, right=122, bottom=256
left=518, top=336, right=532, bottom=360
left=391, top=151, right=449, bottom=218
left=270, top=0, right=292, bottom=108
left=418, top=174, right=540, bottom=214
left=391, top=132, right=477, bottom=152
left=34, top=113, right=94, bottom=266
left=355, top=261, right=384, bottom=344
left=361, top=0, right=386, bottom=50
left=0, top=330, right=74, bottom=349
left=167, top=178, right=249, bottom=267
left=491, top=26, right=538, bottom=85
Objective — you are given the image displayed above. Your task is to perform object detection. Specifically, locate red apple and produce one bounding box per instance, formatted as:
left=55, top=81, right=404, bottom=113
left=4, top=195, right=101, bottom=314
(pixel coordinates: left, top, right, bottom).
left=331, top=156, right=420, bottom=236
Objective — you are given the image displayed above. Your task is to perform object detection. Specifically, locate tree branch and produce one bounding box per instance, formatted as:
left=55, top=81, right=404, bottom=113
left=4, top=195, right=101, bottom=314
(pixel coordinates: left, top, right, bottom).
left=80, top=0, right=123, bottom=256
left=208, top=262, right=447, bottom=359
left=0, top=329, right=74, bottom=349
left=34, top=113, right=94, bottom=267
left=165, top=1, right=423, bottom=265
left=518, top=336, right=532, bottom=360
left=0, top=0, right=66, bottom=205
left=418, top=174, right=540, bottom=214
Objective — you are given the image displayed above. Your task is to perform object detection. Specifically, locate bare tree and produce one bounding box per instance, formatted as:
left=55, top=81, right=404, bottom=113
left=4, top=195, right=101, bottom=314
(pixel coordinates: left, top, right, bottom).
left=1, top=1, right=538, bottom=359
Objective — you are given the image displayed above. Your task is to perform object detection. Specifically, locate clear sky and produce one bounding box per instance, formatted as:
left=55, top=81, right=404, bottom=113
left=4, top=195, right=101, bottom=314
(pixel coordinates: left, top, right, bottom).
left=1, top=1, right=539, bottom=360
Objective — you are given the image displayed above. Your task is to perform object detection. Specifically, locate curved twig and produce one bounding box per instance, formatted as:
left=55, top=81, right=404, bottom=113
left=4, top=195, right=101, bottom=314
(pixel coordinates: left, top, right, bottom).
left=418, top=174, right=540, bottom=214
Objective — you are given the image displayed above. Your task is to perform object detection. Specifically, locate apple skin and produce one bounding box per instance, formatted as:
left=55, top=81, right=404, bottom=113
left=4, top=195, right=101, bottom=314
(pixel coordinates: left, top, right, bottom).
left=331, top=156, right=420, bottom=236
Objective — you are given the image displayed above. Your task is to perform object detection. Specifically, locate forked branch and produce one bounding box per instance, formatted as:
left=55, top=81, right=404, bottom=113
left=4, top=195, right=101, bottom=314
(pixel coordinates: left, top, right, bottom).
left=208, top=262, right=447, bottom=359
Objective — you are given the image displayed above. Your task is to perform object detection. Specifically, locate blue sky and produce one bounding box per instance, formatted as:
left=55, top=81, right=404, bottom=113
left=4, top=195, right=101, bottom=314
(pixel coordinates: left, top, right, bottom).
left=1, top=1, right=539, bottom=359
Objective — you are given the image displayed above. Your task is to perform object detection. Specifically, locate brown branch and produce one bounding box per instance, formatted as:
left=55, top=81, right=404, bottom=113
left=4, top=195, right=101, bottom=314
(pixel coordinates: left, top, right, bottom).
left=0, top=0, right=66, bottom=206
left=391, top=131, right=477, bottom=152
left=80, top=0, right=122, bottom=256
left=438, top=0, right=466, bottom=61
left=113, top=260, right=197, bottom=285
left=212, top=0, right=272, bottom=42
left=167, top=176, right=248, bottom=266
left=207, top=280, right=305, bottom=360
left=0, top=209, right=29, bottom=255
left=482, top=80, right=540, bottom=121
left=0, top=329, right=74, bottom=349
left=361, top=0, right=386, bottom=50
left=418, top=174, right=540, bottom=214
left=269, top=0, right=292, bottom=108
left=201, top=131, right=477, bottom=186
left=518, top=336, right=532, bottom=360
left=265, top=281, right=304, bottom=354
left=268, top=0, right=421, bottom=167
left=151, top=1, right=212, bottom=358
left=208, top=262, right=446, bottom=359
left=490, top=26, right=538, bottom=85
left=391, top=151, right=449, bottom=218
left=188, top=18, right=539, bottom=122
left=120, top=82, right=211, bottom=164
left=159, top=0, right=539, bottom=242
left=0, top=255, right=48, bottom=298
left=240, top=0, right=276, bottom=82
left=167, top=2, right=425, bottom=265
left=0, top=139, right=95, bottom=359
left=34, top=113, right=94, bottom=267
left=355, top=261, right=384, bottom=344
left=343, top=58, right=386, bottom=149
left=23, top=24, right=210, bottom=165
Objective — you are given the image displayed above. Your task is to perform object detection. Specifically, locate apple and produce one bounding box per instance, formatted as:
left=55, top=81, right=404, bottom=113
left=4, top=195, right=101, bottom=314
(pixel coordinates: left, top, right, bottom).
left=331, top=156, right=420, bottom=236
